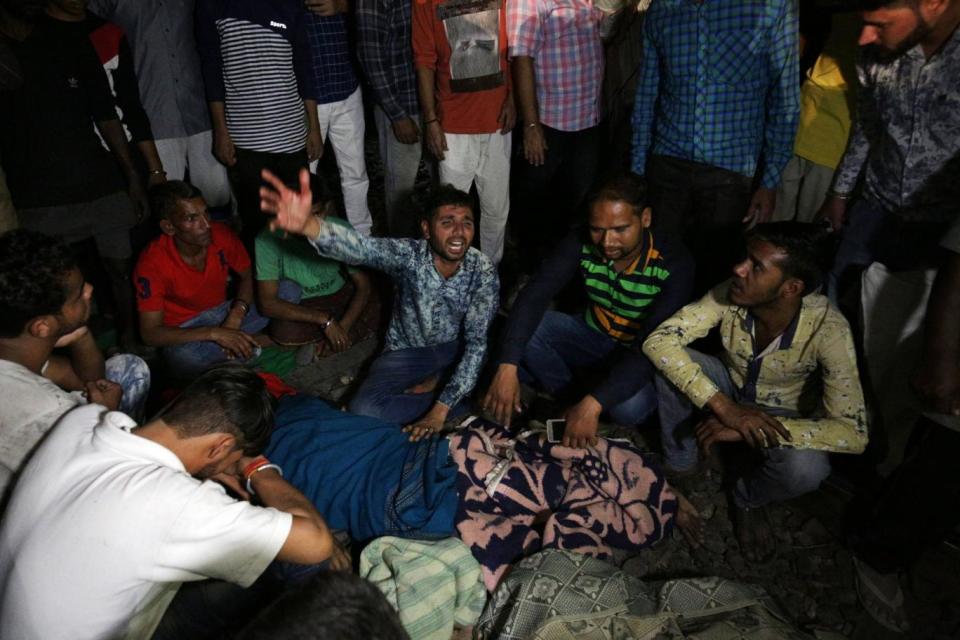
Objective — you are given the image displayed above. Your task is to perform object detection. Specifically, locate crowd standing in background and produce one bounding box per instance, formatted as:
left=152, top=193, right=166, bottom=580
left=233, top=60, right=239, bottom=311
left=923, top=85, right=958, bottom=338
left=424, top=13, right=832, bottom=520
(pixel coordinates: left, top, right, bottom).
left=0, top=0, right=959, bottom=637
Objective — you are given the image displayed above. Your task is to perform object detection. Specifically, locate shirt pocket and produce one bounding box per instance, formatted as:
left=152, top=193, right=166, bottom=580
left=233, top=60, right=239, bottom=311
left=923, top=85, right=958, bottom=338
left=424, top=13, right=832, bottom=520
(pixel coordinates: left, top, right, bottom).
left=711, top=28, right=767, bottom=88
left=545, top=0, right=596, bottom=40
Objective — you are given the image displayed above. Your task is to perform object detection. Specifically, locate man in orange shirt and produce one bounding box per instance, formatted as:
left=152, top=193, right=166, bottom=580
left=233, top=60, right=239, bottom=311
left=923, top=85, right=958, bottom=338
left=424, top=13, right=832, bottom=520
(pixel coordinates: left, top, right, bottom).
left=413, top=0, right=515, bottom=265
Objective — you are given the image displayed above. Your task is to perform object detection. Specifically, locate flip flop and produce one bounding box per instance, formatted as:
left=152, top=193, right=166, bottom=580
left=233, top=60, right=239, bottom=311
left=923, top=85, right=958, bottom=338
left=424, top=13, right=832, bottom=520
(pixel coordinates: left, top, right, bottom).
left=853, top=555, right=910, bottom=633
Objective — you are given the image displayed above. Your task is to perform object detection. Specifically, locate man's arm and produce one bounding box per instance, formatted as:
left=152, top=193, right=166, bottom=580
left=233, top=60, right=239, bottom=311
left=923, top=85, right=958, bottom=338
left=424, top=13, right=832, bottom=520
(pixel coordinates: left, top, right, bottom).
left=757, top=0, right=800, bottom=192
left=257, top=279, right=331, bottom=325
left=819, top=58, right=873, bottom=230
left=139, top=310, right=260, bottom=359
left=630, top=7, right=660, bottom=176
left=44, top=327, right=106, bottom=390
left=221, top=267, right=255, bottom=330
left=196, top=2, right=234, bottom=166
left=435, top=260, right=500, bottom=410
left=508, top=0, right=545, bottom=165
left=642, top=283, right=731, bottom=407
left=775, top=313, right=868, bottom=452
left=355, top=0, right=411, bottom=124
left=247, top=467, right=340, bottom=566
left=340, top=270, right=372, bottom=333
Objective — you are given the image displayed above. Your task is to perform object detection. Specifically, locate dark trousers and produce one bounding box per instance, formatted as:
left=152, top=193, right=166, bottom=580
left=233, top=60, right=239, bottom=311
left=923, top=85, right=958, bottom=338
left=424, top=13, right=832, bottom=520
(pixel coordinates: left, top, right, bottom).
left=512, top=124, right=600, bottom=271
left=646, top=155, right=753, bottom=293
left=848, top=416, right=960, bottom=573
left=231, top=147, right=308, bottom=251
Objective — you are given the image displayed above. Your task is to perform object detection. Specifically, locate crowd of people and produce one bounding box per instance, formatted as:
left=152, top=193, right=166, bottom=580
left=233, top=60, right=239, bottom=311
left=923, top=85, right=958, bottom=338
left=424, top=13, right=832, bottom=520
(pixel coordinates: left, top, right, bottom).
left=0, top=0, right=958, bottom=636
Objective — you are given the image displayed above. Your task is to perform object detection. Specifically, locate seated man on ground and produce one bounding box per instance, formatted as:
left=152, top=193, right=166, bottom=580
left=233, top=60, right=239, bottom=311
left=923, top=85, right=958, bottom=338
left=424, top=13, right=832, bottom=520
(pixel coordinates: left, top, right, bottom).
left=134, top=180, right=270, bottom=379
left=483, top=176, right=693, bottom=447
left=0, top=230, right=149, bottom=502
left=0, top=366, right=348, bottom=640
left=643, top=222, right=868, bottom=562
left=260, top=169, right=499, bottom=441
left=256, top=174, right=380, bottom=363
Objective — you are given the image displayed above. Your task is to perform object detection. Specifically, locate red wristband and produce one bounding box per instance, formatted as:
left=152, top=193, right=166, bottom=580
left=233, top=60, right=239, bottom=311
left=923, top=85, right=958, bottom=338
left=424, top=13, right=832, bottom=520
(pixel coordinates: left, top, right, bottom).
left=242, top=456, right=270, bottom=480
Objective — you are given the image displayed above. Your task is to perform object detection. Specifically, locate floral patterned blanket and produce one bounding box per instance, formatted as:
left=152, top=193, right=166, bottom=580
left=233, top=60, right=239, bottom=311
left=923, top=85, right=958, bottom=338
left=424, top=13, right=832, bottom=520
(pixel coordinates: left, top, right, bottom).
left=449, top=422, right=677, bottom=591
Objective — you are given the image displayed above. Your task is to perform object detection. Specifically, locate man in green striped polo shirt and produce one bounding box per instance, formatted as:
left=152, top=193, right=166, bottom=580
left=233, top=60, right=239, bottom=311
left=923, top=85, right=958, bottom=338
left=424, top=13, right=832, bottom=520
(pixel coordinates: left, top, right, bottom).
left=483, top=176, right=694, bottom=447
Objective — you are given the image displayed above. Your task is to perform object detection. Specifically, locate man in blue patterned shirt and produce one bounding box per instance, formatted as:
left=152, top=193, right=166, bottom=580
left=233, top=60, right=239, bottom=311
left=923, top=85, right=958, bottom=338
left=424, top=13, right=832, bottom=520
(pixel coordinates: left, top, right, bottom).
left=631, top=0, right=800, bottom=291
left=260, top=168, right=499, bottom=440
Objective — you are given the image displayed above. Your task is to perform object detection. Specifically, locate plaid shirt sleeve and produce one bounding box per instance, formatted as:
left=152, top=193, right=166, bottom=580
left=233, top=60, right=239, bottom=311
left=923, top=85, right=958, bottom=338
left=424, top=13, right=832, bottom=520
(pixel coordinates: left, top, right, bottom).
left=507, top=0, right=541, bottom=59
left=438, top=257, right=500, bottom=408
left=355, top=0, right=408, bottom=122
left=759, top=0, right=800, bottom=189
left=631, top=7, right=660, bottom=176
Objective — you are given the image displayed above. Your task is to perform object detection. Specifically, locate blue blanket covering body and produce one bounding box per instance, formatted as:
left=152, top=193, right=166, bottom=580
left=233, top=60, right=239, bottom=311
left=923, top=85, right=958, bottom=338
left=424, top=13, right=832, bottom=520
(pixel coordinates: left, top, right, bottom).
left=265, top=395, right=459, bottom=541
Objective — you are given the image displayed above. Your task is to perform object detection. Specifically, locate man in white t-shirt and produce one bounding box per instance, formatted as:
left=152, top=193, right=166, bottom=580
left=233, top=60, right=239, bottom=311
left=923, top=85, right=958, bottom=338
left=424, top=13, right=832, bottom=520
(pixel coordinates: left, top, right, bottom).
left=0, top=366, right=347, bottom=640
left=0, top=230, right=150, bottom=502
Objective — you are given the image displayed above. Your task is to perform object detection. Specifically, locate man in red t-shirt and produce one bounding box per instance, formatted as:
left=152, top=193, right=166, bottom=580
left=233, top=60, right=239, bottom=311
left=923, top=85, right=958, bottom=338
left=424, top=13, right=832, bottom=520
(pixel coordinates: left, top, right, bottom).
left=413, top=0, right=514, bottom=265
left=133, top=181, right=269, bottom=379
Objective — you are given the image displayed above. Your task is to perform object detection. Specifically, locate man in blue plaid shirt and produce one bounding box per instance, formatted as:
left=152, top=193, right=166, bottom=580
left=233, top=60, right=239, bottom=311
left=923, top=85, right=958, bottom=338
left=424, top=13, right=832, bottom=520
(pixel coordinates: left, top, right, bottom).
left=631, top=0, right=800, bottom=291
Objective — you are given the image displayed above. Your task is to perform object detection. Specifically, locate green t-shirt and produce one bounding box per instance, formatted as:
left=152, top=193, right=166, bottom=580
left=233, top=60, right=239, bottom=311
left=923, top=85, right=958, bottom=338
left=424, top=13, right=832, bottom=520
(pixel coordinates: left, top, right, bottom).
left=255, top=217, right=353, bottom=299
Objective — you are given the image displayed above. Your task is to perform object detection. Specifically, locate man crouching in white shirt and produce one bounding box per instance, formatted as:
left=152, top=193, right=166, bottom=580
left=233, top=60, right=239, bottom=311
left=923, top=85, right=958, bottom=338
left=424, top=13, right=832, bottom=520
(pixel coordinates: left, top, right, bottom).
left=0, top=365, right=348, bottom=640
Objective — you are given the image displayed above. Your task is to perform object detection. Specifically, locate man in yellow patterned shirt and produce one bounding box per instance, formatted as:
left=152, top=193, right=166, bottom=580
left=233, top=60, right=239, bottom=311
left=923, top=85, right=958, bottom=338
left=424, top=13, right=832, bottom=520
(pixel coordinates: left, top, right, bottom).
left=643, top=222, right=867, bottom=562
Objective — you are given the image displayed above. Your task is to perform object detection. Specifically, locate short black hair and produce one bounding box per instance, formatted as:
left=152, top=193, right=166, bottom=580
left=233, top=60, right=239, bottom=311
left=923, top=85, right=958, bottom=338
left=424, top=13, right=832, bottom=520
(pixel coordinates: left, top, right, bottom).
left=237, top=572, right=410, bottom=640
left=0, top=230, right=78, bottom=338
left=746, top=222, right=833, bottom=295
left=420, top=183, right=474, bottom=223
left=587, top=174, right=650, bottom=218
left=148, top=180, right=204, bottom=221
left=855, top=0, right=915, bottom=9
left=157, top=366, right=276, bottom=455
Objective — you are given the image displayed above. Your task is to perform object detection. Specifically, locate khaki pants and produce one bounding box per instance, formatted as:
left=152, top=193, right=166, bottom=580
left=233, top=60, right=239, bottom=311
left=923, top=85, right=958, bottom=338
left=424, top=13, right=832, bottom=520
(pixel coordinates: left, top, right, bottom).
left=773, top=155, right=835, bottom=222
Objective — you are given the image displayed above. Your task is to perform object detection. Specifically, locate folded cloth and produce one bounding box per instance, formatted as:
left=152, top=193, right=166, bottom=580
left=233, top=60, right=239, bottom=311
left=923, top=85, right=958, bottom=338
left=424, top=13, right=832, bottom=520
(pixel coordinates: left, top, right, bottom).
left=450, top=422, right=677, bottom=590
left=360, top=537, right=486, bottom=640
left=266, top=395, right=459, bottom=541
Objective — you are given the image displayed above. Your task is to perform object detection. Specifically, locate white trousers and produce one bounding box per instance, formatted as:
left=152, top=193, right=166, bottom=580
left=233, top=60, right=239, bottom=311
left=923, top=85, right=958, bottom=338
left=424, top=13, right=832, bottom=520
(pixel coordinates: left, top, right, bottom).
left=860, top=262, right=938, bottom=474
left=374, top=106, right=425, bottom=236
left=308, top=87, right=373, bottom=236
left=439, top=131, right=511, bottom=265
left=154, top=130, right=232, bottom=208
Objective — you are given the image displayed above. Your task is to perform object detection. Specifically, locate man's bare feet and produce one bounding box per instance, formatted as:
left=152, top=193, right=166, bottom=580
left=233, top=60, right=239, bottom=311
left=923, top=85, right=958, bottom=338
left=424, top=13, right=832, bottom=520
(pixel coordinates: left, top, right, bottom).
left=733, top=504, right=776, bottom=564
left=673, top=488, right=706, bottom=548
left=404, top=376, right=439, bottom=394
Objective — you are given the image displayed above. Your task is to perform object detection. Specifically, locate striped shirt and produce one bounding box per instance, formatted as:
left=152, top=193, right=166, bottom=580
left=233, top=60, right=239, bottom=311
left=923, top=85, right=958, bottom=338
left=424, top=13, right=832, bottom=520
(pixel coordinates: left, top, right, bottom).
left=580, top=233, right=674, bottom=344
left=196, top=0, right=312, bottom=154
left=507, top=0, right=605, bottom=132
left=498, top=230, right=693, bottom=409
left=631, top=0, right=800, bottom=188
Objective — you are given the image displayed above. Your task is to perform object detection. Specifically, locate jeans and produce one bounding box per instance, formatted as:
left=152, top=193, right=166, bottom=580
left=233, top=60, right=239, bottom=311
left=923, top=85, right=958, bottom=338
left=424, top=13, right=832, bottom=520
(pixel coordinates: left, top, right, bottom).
left=645, top=155, right=753, bottom=293
left=520, top=311, right=656, bottom=426
left=348, top=341, right=465, bottom=424
left=309, top=87, right=373, bottom=236
left=105, top=353, right=151, bottom=422
left=161, top=300, right=270, bottom=380
left=655, top=348, right=830, bottom=509
left=826, top=197, right=887, bottom=304
left=439, top=132, right=511, bottom=265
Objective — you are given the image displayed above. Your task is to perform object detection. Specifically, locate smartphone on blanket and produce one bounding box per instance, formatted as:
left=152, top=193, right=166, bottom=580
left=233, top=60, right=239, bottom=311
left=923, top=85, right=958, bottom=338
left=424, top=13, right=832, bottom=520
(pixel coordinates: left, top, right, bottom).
left=546, top=419, right=567, bottom=443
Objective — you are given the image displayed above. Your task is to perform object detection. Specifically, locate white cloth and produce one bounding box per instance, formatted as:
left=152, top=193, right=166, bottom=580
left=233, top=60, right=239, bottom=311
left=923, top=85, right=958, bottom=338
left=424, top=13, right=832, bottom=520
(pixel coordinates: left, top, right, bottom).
left=860, top=262, right=937, bottom=473
left=439, top=132, right=511, bottom=265
left=309, top=87, right=373, bottom=236
left=0, top=359, right=83, bottom=498
left=0, top=405, right=292, bottom=640
left=154, top=130, right=232, bottom=207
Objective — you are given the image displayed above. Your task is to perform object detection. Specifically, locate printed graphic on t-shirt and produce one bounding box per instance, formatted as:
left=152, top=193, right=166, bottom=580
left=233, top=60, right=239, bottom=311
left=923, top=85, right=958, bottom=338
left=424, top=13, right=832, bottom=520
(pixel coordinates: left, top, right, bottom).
left=437, top=0, right=503, bottom=93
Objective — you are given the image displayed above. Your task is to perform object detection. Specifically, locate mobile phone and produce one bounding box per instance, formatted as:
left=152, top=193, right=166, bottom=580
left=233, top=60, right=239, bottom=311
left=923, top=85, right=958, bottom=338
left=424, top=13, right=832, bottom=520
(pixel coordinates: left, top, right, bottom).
left=546, top=418, right=567, bottom=443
